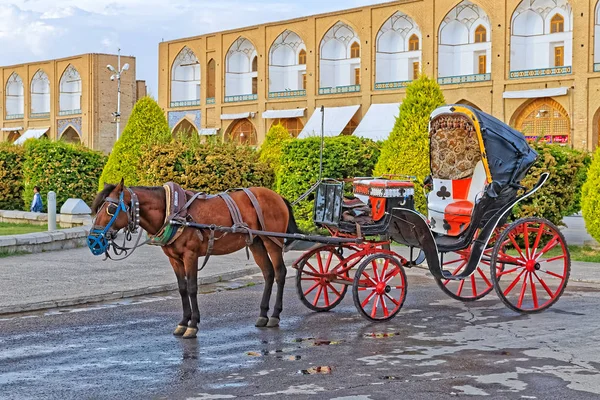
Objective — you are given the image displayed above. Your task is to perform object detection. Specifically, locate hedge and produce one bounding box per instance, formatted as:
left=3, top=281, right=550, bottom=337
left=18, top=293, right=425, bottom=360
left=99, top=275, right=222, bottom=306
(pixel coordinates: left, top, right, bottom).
left=513, top=143, right=590, bottom=226
left=277, top=136, right=380, bottom=231
left=137, top=139, right=273, bottom=192
left=99, top=96, right=172, bottom=189
left=374, top=75, right=446, bottom=213
left=0, top=143, right=25, bottom=210
left=582, top=146, right=600, bottom=242
left=22, top=139, right=106, bottom=212
left=259, top=123, right=293, bottom=176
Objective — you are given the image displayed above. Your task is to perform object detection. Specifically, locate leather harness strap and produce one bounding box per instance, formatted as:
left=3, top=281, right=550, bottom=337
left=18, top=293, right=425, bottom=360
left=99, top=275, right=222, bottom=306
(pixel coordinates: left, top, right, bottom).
left=242, top=189, right=266, bottom=231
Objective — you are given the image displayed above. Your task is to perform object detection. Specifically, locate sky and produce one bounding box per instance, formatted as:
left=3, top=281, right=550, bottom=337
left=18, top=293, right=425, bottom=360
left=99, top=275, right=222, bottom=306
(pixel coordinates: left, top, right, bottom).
left=0, top=0, right=386, bottom=96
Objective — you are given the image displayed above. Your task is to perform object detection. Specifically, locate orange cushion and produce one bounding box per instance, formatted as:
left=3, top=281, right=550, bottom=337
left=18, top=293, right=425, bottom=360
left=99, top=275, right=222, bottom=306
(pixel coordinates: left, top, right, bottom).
left=445, top=200, right=474, bottom=217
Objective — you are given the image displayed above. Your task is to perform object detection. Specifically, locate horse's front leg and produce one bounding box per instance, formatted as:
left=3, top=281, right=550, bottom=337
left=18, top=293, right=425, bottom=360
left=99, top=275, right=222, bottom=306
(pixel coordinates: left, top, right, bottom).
left=182, top=254, right=200, bottom=339
left=169, top=257, right=191, bottom=336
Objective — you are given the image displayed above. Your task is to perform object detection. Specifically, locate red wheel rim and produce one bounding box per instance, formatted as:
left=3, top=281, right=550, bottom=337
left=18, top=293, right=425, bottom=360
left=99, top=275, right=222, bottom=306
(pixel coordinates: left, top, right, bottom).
left=494, top=221, right=569, bottom=312
left=299, top=250, right=346, bottom=309
left=356, top=257, right=406, bottom=320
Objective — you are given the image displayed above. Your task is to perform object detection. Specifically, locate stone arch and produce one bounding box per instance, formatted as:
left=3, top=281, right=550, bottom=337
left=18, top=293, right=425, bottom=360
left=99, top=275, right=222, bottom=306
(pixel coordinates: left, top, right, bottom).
left=456, top=99, right=482, bottom=110
left=30, top=69, right=50, bottom=115
left=319, top=21, right=361, bottom=89
left=226, top=118, right=257, bottom=145
left=171, top=46, right=200, bottom=106
left=375, top=11, right=422, bottom=85
left=59, top=65, right=81, bottom=114
left=5, top=72, right=24, bottom=118
left=510, top=0, right=573, bottom=73
left=60, top=126, right=81, bottom=144
left=438, top=1, right=491, bottom=79
left=7, top=131, right=21, bottom=143
left=269, top=30, right=307, bottom=93
left=511, top=97, right=570, bottom=144
left=172, top=118, right=198, bottom=138
left=591, top=106, right=600, bottom=149
left=225, top=37, right=258, bottom=98
left=207, top=58, right=216, bottom=99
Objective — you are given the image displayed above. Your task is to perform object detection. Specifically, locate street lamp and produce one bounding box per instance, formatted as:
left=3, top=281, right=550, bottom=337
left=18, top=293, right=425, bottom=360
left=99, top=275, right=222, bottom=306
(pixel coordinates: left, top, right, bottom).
left=107, top=48, right=130, bottom=141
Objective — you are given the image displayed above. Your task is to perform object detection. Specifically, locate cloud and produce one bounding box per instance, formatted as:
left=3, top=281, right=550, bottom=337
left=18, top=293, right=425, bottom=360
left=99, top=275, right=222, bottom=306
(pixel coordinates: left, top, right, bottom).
left=0, top=0, right=385, bottom=92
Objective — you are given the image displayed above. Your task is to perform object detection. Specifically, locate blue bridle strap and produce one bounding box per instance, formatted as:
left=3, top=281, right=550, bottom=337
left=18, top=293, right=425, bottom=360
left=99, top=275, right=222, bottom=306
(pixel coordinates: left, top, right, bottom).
left=87, top=191, right=127, bottom=256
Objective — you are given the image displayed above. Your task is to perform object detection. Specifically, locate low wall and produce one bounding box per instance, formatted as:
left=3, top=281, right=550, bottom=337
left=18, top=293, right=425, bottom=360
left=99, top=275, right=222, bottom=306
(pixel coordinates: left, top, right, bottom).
left=0, top=226, right=90, bottom=254
left=0, top=210, right=92, bottom=228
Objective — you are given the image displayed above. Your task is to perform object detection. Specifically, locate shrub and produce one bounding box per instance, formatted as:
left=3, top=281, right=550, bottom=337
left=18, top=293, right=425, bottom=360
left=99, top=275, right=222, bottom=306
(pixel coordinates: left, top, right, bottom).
left=514, top=143, right=590, bottom=226
left=374, top=75, right=445, bottom=213
left=138, top=139, right=273, bottom=192
left=277, top=136, right=380, bottom=231
left=22, top=139, right=107, bottom=212
left=99, top=96, right=172, bottom=189
left=0, top=143, right=25, bottom=210
left=259, top=123, right=293, bottom=175
left=582, top=146, right=600, bottom=242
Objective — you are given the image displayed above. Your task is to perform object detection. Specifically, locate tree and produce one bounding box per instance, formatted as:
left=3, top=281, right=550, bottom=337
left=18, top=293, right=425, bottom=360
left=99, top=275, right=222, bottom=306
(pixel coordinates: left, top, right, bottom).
left=99, top=96, right=172, bottom=189
left=582, top=148, right=600, bottom=242
left=374, top=75, right=445, bottom=212
left=259, top=123, right=293, bottom=175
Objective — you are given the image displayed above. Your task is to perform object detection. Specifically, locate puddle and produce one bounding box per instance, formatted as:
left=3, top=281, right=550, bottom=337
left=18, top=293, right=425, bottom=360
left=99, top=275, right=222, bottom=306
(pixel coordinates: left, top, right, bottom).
left=363, top=332, right=401, bottom=339
left=299, top=366, right=332, bottom=375
left=291, top=338, right=343, bottom=346
left=380, top=376, right=401, bottom=380
left=246, top=350, right=301, bottom=360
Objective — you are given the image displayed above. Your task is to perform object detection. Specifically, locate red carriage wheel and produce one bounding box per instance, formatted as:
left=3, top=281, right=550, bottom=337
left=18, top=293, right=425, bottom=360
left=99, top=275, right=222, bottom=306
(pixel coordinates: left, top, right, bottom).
left=296, top=246, right=349, bottom=312
left=352, top=254, right=407, bottom=322
left=490, top=218, right=570, bottom=313
left=435, top=228, right=503, bottom=302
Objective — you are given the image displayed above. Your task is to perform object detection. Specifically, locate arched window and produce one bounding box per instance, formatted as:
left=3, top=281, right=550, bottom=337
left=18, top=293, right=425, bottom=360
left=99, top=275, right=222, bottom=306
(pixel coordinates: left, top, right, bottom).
left=59, top=65, right=82, bottom=114
left=514, top=98, right=570, bottom=144
left=31, top=70, right=50, bottom=116
left=350, top=42, right=360, bottom=58
left=228, top=119, right=257, bottom=145
left=172, top=119, right=198, bottom=138
left=171, top=47, right=200, bottom=106
left=5, top=73, right=24, bottom=118
left=551, top=14, right=564, bottom=33
left=252, top=56, right=258, bottom=72
left=271, top=118, right=304, bottom=137
left=475, top=25, right=487, bottom=43
left=298, top=49, right=307, bottom=65
left=207, top=59, right=216, bottom=99
left=225, top=37, right=258, bottom=99
left=409, top=34, right=420, bottom=51
left=60, top=127, right=81, bottom=144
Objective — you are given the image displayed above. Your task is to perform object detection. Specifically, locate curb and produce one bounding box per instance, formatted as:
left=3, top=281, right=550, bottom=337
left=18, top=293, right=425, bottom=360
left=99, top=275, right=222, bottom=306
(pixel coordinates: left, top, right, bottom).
left=0, top=266, right=258, bottom=316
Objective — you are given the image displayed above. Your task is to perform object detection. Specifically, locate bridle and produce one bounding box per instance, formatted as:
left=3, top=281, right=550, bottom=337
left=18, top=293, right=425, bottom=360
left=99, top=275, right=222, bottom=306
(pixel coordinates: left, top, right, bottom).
left=87, top=187, right=143, bottom=259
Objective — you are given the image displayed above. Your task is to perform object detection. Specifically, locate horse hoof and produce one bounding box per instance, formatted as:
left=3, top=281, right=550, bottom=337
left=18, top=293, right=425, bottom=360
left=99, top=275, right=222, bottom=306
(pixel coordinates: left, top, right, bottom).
left=183, top=327, right=198, bottom=339
left=267, top=317, right=280, bottom=328
left=255, top=317, right=269, bottom=327
left=173, top=325, right=188, bottom=336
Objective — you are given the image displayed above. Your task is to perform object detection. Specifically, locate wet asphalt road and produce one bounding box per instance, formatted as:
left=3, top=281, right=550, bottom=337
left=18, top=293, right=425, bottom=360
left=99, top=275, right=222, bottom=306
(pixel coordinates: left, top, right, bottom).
left=1, top=272, right=600, bottom=400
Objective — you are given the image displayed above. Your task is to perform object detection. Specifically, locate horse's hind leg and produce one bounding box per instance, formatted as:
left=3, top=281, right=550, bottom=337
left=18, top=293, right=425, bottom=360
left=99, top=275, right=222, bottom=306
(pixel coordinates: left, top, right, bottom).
left=250, top=240, right=275, bottom=328
left=264, top=240, right=286, bottom=328
left=168, top=257, right=191, bottom=336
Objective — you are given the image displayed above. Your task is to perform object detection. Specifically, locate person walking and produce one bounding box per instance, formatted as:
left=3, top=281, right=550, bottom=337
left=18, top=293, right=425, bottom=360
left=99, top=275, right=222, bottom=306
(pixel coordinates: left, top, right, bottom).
left=30, top=186, right=43, bottom=213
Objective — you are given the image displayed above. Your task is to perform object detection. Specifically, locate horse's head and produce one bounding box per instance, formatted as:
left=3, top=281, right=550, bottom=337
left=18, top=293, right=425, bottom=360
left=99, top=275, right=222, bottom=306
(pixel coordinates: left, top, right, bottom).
left=88, top=179, right=135, bottom=256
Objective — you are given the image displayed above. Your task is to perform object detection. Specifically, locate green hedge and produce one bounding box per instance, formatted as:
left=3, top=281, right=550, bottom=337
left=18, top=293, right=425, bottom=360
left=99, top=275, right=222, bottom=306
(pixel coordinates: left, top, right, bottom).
left=23, top=140, right=107, bottom=212
left=582, top=146, right=600, bottom=242
left=0, top=143, right=25, bottom=210
left=99, top=96, right=172, bottom=189
left=374, top=75, right=445, bottom=213
left=137, top=139, right=273, bottom=192
left=513, top=143, right=590, bottom=226
left=259, top=123, right=293, bottom=176
left=277, top=136, right=380, bottom=231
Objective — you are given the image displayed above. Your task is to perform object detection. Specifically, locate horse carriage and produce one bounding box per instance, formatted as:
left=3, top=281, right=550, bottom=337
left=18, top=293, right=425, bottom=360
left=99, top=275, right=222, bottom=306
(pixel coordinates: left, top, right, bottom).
left=88, top=105, right=570, bottom=336
left=293, top=104, right=570, bottom=322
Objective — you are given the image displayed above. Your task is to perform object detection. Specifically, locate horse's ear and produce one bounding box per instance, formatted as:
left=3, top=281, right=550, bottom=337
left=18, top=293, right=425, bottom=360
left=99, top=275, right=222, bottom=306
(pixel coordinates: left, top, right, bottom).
left=116, top=178, right=125, bottom=192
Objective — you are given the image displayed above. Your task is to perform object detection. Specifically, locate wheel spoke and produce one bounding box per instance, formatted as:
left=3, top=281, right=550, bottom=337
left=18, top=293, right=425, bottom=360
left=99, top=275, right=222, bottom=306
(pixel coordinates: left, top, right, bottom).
left=371, top=295, right=380, bottom=318
left=539, top=269, right=565, bottom=279
left=371, top=260, right=380, bottom=282
left=523, top=222, right=530, bottom=259
left=497, top=251, right=526, bottom=266
left=456, top=279, right=465, bottom=297
left=497, top=266, right=524, bottom=277
left=534, top=271, right=555, bottom=297
left=312, top=285, right=323, bottom=306
left=327, top=283, right=341, bottom=297
left=529, top=272, right=538, bottom=309
left=508, top=232, right=526, bottom=260
left=384, top=268, right=400, bottom=283
left=477, top=267, right=492, bottom=288
left=535, top=234, right=560, bottom=260
left=304, top=281, right=320, bottom=296
left=304, top=261, right=320, bottom=275
left=517, top=272, right=529, bottom=309
left=316, top=253, right=324, bottom=274
left=361, top=291, right=376, bottom=308
left=323, top=284, right=330, bottom=306
left=503, top=269, right=527, bottom=296
left=325, top=251, right=334, bottom=273
left=385, top=293, right=400, bottom=306
left=543, top=255, right=567, bottom=263
left=531, top=223, right=546, bottom=260
left=380, top=259, right=390, bottom=281
left=381, top=295, right=389, bottom=318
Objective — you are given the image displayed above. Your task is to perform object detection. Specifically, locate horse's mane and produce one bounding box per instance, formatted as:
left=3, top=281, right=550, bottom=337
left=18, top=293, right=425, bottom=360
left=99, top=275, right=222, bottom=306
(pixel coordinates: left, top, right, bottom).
left=92, top=184, right=116, bottom=214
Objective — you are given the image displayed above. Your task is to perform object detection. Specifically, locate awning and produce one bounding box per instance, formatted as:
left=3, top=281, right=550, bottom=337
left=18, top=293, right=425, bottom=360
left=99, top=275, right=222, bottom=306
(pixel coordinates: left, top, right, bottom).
left=221, top=112, right=251, bottom=120
left=262, top=108, right=306, bottom=119
left=199, top=128, right=219, bottom=136
left=353, top=103, right=400, bottom=141
left=13, top=127, right=49, bottom=145
left=298, top=105, right=360, bottom=138
left=503, top=87, right=568, bottom=99
left=1, top=127, right=23, bottom=131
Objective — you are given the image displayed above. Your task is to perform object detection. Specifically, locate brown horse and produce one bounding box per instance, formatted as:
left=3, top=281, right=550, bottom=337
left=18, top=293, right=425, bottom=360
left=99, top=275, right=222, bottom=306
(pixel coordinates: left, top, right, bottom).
left=90, top=179, right=298, bottom=339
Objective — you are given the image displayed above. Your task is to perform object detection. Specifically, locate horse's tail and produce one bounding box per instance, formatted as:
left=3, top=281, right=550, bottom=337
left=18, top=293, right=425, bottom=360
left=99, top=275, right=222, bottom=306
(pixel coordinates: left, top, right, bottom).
left=281, top=196, right=301, bottom=247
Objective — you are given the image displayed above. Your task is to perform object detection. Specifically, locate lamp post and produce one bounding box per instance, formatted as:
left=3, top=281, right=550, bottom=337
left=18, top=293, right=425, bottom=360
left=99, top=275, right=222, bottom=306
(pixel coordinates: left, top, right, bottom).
left=107, top=48, right=130, bottom=141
